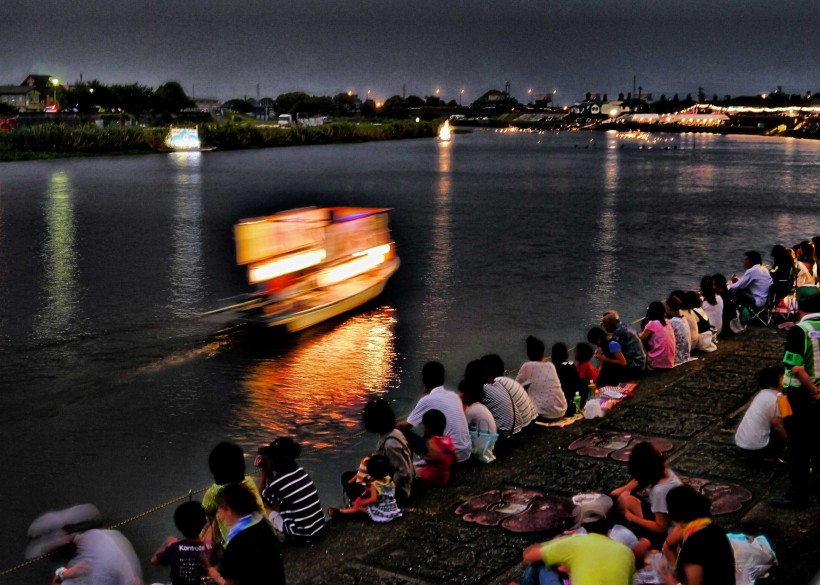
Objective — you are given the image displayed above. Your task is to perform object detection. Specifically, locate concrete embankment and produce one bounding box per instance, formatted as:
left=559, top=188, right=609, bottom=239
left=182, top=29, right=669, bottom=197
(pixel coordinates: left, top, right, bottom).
left=282, top=326, right=820, bottom=584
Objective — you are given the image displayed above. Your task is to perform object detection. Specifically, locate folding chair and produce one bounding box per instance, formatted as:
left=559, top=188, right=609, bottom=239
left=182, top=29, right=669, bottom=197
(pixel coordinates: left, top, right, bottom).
left=747, top=284, right=791, bottom=326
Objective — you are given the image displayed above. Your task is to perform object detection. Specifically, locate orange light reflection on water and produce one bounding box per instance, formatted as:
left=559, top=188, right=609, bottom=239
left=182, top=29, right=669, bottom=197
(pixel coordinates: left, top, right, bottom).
left=239, top=307, right=398, bottom=450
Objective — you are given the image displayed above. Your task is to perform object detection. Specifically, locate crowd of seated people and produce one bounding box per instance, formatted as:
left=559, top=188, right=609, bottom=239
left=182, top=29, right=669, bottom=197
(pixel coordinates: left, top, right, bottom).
left=142, top=242, right=820, bottom=585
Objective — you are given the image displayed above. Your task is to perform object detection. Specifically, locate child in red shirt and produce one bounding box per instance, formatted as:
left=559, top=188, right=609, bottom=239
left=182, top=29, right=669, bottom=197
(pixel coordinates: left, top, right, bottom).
left=417, top=409, right=456, bottom=485
left=574, top=342, right=599, bottom=387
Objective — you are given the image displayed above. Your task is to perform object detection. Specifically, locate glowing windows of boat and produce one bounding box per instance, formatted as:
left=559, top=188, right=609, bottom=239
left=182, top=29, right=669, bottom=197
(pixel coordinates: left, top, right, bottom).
left=248, top=249, right=327, bottom=284
left=317, top=244, right=391, bottom=287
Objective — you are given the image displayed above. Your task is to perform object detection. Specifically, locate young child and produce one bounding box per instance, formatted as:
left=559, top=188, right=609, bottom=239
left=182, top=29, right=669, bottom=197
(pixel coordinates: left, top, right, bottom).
left=328, top=454, right=402, bottom=523
left=416, top=409, right=457, bottom=485
left=150, top=501, right=211, bottom=585
left=574, top=342, right=599, bottom=388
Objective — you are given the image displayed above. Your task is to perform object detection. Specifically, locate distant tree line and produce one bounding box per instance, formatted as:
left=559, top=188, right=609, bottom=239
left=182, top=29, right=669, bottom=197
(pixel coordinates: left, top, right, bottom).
left=55, top=81, right=195, bottom=116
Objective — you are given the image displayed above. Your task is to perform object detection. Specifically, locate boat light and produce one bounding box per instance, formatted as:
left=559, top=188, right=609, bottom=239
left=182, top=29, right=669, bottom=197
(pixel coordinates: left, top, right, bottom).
left=249, top=249, right=327, bottom=284
left=318, top=245, right=390, bottom=287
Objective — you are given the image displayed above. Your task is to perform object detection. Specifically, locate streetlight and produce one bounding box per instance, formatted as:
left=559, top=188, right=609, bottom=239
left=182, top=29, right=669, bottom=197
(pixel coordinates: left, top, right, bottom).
left=552, top=89, right=557, bottom=107
left=528, top=88, right=532, bottom=104
left=460, top=89, right=464, bottom=107
left=50, top=77, right=59, bottom=110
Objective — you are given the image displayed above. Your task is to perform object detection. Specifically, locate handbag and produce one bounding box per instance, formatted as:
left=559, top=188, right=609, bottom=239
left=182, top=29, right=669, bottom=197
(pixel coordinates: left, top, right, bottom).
left=694, top=308, right=711, bottom=334
left=469, top=420, right=499, bottom=463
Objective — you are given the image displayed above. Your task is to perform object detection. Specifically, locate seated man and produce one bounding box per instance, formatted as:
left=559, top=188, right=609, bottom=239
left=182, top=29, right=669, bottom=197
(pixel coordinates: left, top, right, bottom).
left=728, top=250, right=773, bottom=309
left=602, top=310, right=646, bottom=375
left=735, top=365, right=788, bottom=463
left=396, top=361, right=472, bottom=463
left=480, top=354, right=538, bottom=438
left=209, top=483, right=286, bottom=585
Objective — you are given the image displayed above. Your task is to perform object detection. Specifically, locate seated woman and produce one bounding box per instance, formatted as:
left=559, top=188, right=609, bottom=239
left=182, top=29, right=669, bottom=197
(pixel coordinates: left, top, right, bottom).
left=459, top=373, right=498, bottom=462
left=343, top=399, right=415, bottom=506
left=712, top=274, right=738, bottom=337
left=611, top=441, right=682, bottom=556
left=699, top=276, right=723, bottom=337
left=586, top=327, right=628, bottom=388
left=660, top=486, right=735, bottom=585
left=665, top=294, right=691, bottom=365
left=795, top=240, right=817, bottom=285
left=639, top=302, right=676, bottom=371
left=551, top=343, right=586, bottom=416
left=515, top=336, right=567, bottom=420
left=256, top=437, right=325, bottom=543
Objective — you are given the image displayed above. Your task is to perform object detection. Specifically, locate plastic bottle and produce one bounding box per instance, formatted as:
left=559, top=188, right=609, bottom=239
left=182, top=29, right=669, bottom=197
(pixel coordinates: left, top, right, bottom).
left=588, top=382, right=597, bottom=400
left=573, top=391, right=581, bottom=411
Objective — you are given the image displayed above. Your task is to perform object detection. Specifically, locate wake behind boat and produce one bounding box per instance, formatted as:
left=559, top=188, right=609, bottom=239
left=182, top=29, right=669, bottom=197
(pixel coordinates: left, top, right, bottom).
left=206, top=207, right=400, bottom=332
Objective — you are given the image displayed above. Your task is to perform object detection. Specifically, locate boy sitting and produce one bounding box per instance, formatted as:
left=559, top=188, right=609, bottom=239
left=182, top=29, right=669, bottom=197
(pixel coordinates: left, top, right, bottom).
left=151, top=501, right=211, bottom=585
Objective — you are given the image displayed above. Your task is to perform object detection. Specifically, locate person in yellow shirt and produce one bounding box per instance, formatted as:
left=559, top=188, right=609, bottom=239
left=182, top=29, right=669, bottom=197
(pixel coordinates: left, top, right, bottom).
left=516, top=518, right=635, bottom=585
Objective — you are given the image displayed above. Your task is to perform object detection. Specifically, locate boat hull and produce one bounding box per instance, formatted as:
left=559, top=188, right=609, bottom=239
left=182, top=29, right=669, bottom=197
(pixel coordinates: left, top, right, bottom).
left=237, top=258, right=399, bottom=332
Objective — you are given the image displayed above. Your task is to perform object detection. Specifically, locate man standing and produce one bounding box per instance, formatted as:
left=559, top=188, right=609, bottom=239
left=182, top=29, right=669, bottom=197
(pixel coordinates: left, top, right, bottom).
left=397, top=361, right=472, bottom=462
left=728, top=250, right=773, bottom=309
left=772, top=286, right=820, bottom=508
left=602, top=310, right=646, bottom=375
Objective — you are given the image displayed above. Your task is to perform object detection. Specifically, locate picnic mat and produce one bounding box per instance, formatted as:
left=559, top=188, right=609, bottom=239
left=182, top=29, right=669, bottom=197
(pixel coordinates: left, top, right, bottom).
left=535, top=382, right=638, bottom=428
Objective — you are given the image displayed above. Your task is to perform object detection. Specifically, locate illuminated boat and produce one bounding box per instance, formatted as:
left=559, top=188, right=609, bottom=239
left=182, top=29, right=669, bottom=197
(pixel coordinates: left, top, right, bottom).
left=208, top=207, right=400, bottom=332
left=438, top=120, right=452, bottom=142
left=164, top=126, right=214, bottom=151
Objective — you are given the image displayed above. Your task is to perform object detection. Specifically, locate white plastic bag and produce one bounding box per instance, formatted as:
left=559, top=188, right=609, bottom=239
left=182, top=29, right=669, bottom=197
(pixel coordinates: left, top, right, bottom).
left=728, top=533, right=776, bottom=585
left=583, top=398, right=604, bottom=419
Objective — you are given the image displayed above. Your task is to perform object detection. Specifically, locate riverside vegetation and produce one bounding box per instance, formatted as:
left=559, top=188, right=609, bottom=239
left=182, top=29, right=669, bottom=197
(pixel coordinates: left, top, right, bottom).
left=0, top=119, right=438, bottom=161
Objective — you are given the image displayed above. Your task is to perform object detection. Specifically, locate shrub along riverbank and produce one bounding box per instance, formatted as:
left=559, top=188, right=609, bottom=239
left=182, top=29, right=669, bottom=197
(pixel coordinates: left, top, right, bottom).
left=0, top=119, right=438, bottom=161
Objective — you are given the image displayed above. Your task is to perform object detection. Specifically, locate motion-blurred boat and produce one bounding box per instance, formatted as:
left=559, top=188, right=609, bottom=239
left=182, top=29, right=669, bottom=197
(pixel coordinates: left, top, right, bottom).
left=206, top=207, right=400, bottom=332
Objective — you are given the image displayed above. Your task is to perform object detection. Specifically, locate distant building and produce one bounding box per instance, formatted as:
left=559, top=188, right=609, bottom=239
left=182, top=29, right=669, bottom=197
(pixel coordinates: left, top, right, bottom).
left=194, top=97, right=220, bottom=114
left=0, top=85, right=43, bottom=112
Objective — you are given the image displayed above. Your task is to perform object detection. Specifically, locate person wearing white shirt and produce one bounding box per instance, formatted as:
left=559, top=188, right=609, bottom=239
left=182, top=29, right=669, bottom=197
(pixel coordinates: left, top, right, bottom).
left=728, top=250, right=773, bottom=309
left=397, top=361, right=472, bottom=462
left=735, top=365, right=787, bottom=460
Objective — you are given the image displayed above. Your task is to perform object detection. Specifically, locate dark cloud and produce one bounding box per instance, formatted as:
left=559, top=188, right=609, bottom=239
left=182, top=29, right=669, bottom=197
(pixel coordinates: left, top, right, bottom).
left=1, top=0, right=817, bottom=102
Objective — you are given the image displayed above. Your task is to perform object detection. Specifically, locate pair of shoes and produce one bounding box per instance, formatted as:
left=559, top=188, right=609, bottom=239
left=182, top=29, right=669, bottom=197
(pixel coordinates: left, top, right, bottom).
left=770, top=495, right=809, bottom=509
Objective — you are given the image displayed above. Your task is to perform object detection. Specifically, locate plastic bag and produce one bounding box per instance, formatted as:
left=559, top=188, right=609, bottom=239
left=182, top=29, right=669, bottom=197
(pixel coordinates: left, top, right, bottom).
left=727, top=533, right=776, bottom=585
left=583, top=398, right=604, bottom=419
left=697, top=330, right=718, bottom=352
left=470, top=421, right=498, bottom=463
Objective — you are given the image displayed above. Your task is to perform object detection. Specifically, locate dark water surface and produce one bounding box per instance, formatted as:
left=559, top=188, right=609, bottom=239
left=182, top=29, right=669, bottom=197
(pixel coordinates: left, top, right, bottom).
left=1, top=130, right=818, bottom=582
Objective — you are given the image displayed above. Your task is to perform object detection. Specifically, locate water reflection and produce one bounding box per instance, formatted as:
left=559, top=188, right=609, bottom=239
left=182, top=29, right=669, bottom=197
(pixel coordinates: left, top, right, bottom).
left=237, top=308, right=398, bottom=449
left=419, top=143, right=454, bottom=354
left=169, top=152, right=204, bottom=317
left=589, top=134, right=620, bottom=308
left=34, top=171, right=80, bottom=341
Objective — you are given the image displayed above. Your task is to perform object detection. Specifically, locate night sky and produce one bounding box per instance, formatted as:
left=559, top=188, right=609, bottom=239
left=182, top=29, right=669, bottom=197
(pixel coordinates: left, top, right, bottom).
left=2, top=0, right=818, bottom=104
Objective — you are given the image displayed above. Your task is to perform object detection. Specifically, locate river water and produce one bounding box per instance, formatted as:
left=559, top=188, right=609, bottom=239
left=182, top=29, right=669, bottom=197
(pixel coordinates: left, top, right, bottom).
left=1, top=130, right=818, bottom=582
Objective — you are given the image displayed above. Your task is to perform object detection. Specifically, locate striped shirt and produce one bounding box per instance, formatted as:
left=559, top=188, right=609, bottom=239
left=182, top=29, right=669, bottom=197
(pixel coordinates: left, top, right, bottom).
left=483, top=376, right=538, bottom=435
left=262, top=467, right=325, bottom=540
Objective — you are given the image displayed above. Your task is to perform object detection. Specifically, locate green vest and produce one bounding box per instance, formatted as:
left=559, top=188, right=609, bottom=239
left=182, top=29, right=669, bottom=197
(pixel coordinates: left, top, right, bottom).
left=783, top=318, right=820, bottom=389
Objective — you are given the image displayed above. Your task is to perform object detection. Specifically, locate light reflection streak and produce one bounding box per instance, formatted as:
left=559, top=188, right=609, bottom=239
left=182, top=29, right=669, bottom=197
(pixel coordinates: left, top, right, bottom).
left=34, top=171, right=79, bottom=341
left=419, top=143, right=454, bottom=354
left=169, top=152, right=204, bottom=317
left=589, top=134, right=619, bottom=306
left=237, top=308, right=398, bottom=450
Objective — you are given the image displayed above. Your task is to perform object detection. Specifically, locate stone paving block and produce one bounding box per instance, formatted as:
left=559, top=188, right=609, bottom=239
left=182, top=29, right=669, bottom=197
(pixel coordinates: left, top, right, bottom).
left=602, top=404, right=719, bottom=438
left=667, top=370, right=754, bottom=394
left=511, top=452, right=629, bottom=496
left=642, top=384, right=751, bottom=415
left=672, top=439, right=783, bottom=486
left=704, top=355, right=779, bottom=375
left=314, top=564, right=433, bottom=585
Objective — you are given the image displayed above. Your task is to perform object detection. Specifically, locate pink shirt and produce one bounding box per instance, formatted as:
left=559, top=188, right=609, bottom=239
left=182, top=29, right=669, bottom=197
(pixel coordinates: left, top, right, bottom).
left=644, top=320, right=676, bottom=369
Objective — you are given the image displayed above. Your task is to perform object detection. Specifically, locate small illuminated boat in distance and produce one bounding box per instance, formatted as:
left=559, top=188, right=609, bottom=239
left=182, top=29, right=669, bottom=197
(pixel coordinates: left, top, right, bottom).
left=206, top=207, right=400, bottom=332
left=164, top=126, right=215, bottom=151
left=438, top=120, right=452, bottom=142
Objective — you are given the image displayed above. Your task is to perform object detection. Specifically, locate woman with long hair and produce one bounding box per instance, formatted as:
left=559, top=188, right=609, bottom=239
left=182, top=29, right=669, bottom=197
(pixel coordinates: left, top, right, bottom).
left=638, top=302, right=676, bottom=370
